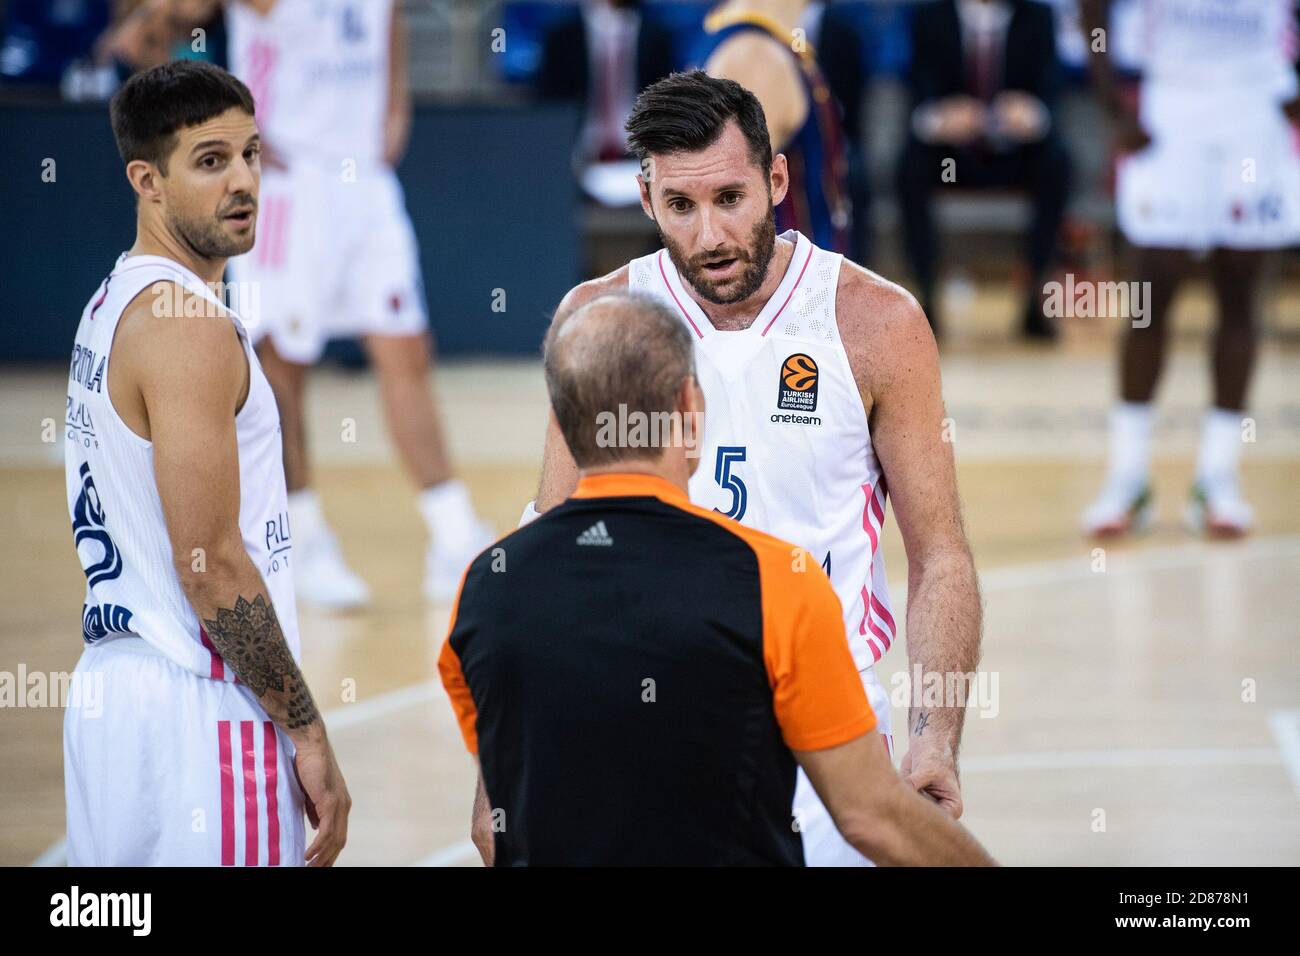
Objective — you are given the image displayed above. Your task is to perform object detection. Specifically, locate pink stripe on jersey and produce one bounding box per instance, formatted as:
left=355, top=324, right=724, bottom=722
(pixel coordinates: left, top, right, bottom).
left=760, top=242, right=814, bottom=336
left=263, top=721, right=280, bottom=866
left=88, top=279, right=110, bottom=321
left=870, top=485, right=886, bottom=526
left=245, top=40, right=278, bottom=128
left=218, top=720, right=235, bottom=866
left=199, top=625, right=225, bottom=680
left=658, top=251, right=704, bottom=339
left=241, top=720, right=259, bottom=866
left=860, top=483, right=879, bottom=552
left=871, top=593, right=897, bottom=637
left=858, top=479, right=894, bottom=661
left=863, top=604, right=892, bottom=660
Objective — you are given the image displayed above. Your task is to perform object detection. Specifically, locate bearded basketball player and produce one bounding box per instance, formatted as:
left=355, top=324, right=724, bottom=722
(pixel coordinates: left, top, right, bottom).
left=63, top=60, right=349, bottom=865
left=525, top=72, right=983, bottom=866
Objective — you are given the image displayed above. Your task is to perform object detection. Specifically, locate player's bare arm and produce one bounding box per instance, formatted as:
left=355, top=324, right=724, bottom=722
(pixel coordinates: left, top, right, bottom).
left=534, top=266, right=631, bottom=511
left=112, top=286, right=351, bottom=865
left=838, top=264, right=982, bottom=819
left=796, top=733, right=994, bottom=865
left=706, top=32, right=808, bottom=151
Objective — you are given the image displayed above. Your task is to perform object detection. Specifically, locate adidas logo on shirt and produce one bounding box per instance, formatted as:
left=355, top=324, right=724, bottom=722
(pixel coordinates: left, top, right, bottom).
left=576, top=521, right=613, bottom=547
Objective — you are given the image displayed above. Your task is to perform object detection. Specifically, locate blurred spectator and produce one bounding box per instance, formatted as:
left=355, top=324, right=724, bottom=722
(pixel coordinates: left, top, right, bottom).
left=1, top=0, right=110, bottom=90
left=896, top=0, right=1071, bottom=340
left=95, top=0, right=225, bottom=78
left=536, top=0, right=675, bottom=205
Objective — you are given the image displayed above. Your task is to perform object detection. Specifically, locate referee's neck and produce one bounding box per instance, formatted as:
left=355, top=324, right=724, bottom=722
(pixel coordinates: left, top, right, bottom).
left=579, top=459, right=691, bottom=497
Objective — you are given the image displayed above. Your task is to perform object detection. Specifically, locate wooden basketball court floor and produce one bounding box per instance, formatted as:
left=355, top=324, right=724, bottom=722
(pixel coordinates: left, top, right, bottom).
left=3, top=283, right=1298, bottom=866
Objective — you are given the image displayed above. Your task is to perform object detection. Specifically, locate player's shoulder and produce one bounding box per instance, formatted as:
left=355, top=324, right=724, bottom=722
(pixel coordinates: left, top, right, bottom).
left=118, top=281, right=240, bottom=350
left=835, top=259, right=930, bottom=340
left=834, top=259, right=937, bottom=381
left=553, top=265, right=632, bottom=322
left=114, top=282, right=246, bottom=393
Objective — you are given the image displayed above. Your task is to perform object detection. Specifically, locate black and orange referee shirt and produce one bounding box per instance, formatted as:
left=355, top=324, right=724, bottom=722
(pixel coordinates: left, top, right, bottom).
left=437, top=472, right=876, bottom=866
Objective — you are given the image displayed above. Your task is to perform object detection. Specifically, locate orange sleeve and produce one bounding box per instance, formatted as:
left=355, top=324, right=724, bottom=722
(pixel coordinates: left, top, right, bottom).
left=436, top=572, right=479, bottom=754
left=761, top=548, right=877, bottom=751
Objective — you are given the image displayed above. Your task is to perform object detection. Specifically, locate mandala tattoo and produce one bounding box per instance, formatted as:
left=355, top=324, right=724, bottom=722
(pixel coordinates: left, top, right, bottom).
left=202, top=594, right=319, bottom=729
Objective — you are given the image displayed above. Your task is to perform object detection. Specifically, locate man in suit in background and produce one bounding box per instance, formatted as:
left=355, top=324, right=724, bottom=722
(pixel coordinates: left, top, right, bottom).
left=896, top=0, right=1070, bottom=340
left=535, top=0, right=676, bottom=167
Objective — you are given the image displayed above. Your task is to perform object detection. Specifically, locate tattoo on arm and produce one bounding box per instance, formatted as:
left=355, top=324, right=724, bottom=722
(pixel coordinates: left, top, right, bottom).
left=912, top=712, right=931, bottom=737
left=202, top=594, right=320, bottom=730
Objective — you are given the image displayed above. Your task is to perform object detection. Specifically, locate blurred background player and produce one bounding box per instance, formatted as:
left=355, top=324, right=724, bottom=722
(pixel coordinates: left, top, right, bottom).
left=1079, top=0, right=1300, bottom=537
left=104, top=0, right=494, bottom=608
left=694, top=0, right=854, bottom=256
left=65, top=60, right=349, bottom=865
left=897, top=0, right=1070, bottom=340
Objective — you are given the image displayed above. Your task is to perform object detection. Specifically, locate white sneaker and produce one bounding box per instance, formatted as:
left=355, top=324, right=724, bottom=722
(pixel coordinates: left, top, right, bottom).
left=1080, top=481, right=1155, bottom=537
left=424, top=520, right=496, bottom=603
left=293, top=527, right=371, bottom=610
left=1184, top=479, right=1253, bottom=537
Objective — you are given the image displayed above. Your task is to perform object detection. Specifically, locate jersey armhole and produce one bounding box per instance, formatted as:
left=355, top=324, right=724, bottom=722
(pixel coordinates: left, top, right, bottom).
left=103, top=285, right=158, bottom=448
left=106, top=281, right=254, bottom=442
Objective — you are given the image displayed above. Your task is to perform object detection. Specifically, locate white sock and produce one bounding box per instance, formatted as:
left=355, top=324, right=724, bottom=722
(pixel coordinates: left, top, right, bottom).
left=288, top=489, right=327, bottom=544
left=1105, top=401, right=1154, bottom=490
left=1195, top=408, right=1246, bottom=490
left=419, top=479, right=478, bottom=541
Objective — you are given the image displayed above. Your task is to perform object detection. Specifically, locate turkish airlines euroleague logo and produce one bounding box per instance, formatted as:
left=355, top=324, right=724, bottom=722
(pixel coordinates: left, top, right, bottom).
left=777, top=353, right=818, bottom=412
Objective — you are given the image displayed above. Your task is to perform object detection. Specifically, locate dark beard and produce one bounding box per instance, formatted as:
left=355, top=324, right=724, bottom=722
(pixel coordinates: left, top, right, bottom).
left=173, top=199, right=256, bottom=260
left=659, top=210, right=777, bottom=306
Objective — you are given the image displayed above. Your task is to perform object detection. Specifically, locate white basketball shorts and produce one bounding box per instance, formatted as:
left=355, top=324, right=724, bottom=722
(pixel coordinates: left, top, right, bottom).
left=1117, top=91, right=1300, bottom=251
left=793, top=665, right=895, bottom=867
left=228, top=162, right=428, bottom=364
left=64, top=637, right=306, bottom=866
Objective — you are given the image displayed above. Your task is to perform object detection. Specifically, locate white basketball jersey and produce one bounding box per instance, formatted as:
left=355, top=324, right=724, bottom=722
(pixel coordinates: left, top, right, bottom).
left=1137, top=0, right=1298, bottom=115
left=227, top=0, right=392, bottom=168
left=629, top=230, right=896, bottom=671
left=65, top=253, right=300, bottom=679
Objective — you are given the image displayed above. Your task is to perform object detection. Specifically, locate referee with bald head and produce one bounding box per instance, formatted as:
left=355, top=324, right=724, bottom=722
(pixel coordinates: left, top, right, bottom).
left=437, top=292, right=993, bottom=866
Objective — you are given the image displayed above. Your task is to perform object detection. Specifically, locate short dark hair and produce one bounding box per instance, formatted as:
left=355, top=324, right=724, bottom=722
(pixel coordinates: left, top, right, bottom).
left=544, top=293, right=696, bottom=468
left=110, top=60, right=255, bottom=173
left=625, top=70, right=772, bottom=177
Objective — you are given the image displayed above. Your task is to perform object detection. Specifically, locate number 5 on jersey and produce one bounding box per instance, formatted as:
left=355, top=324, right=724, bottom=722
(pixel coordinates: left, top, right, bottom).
left=713, top=446, right=747, bottom=520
